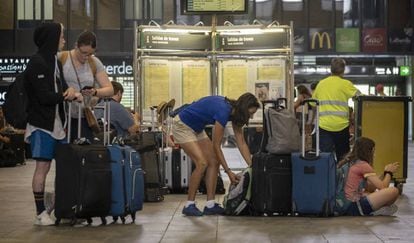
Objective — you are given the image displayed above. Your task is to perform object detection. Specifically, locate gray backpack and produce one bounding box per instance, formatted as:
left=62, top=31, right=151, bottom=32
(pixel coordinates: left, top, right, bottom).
left=265, top=107, right=301, bottom=154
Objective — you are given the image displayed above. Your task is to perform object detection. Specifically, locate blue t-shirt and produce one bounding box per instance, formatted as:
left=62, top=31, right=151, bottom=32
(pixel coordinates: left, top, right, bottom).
left=179, top=96, right=232, bottom=133
left=95, top=99, right=135, bottom=138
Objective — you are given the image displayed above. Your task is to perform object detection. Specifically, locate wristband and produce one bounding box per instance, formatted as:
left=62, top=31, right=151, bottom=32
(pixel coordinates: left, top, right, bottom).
left=384, top=171, right=393, bottom=178
left=224, top=168, right=231, bottom=174
left=93, top=89, right=98, bottom=96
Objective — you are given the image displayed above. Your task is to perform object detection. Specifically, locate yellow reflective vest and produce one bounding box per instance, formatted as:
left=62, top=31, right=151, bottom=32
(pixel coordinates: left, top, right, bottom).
left=312, top=75, right=359, bottom=132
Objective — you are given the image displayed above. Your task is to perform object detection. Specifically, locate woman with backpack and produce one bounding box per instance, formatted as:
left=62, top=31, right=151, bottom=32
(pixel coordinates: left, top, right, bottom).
left=337, top=137, right=400, bottom=216
left=172, top=92, right=260, bottom=216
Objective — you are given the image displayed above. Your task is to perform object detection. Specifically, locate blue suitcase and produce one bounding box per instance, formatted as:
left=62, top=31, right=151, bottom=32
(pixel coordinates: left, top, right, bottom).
left=108, top=144, right=144, bottom=223
left=291, top=99, right=336, bottom=216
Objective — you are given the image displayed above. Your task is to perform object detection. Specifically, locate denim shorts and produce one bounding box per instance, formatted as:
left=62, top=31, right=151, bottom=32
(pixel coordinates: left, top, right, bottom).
left=29, top=130, right=66, bottom=162
left=346, top=196, right=374, bottom=216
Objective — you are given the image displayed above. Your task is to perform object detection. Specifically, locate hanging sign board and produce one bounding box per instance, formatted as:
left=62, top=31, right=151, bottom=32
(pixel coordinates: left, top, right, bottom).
left=216, top=29, right=288, bottom=50
left=140, top=31, right=211, bottom=50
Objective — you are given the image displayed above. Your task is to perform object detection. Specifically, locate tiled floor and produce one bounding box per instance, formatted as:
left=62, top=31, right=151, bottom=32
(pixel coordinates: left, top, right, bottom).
left=0, top=144, right=413, bottom=243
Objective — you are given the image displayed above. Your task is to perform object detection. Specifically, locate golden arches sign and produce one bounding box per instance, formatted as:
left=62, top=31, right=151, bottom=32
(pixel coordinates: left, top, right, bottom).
left=311, top=32, right=332, bottom=49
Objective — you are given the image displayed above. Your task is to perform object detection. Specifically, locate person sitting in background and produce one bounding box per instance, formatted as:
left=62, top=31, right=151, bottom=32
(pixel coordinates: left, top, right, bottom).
left=95, top=81, right=139, bottom=138
left=337, top=137, right=400, bottom=216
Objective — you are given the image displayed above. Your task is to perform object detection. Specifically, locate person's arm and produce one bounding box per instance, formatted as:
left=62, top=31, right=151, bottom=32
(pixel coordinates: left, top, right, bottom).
left=294, top=94, right=303, bottom=110
left=232, top=123, right=252, bottom=166
left=92, top=70, right=113, bottom=97
left=212, top=121, right=239, bottom=184
left=0, top=134, right=10, bottom=143
left=127, top=123, right=140, bottom=135
left=366, top=162, right=399, bottom=190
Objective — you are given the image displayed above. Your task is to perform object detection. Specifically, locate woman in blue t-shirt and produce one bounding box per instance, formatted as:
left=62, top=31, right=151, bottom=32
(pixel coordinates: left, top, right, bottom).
left=172, top=92, right=260, bottom=216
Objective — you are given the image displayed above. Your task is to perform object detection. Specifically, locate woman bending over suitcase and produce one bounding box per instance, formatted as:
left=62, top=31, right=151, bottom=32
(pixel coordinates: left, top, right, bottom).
left=338, top=137, right=400, bottom=216
left=172, top=92, right=260, bottom=216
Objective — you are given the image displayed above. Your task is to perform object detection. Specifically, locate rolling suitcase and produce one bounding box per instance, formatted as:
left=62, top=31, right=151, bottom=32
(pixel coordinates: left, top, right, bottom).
left=107, top=144, right=144, bottom=223
left=130, top=132, right=166, bottom=202
left=55, top=102, right=112, bottom=225
left=164, top=147, right=192, bottom=193
left=97, top=101, right=144, bottom=223
left=251, top=99, right=293, bottom=216
left=291, top=99, right=336, bottom=216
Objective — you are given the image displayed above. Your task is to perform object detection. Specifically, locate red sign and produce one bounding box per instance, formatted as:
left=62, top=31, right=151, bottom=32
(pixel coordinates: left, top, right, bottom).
left=362, top=28, right=387, bottom=52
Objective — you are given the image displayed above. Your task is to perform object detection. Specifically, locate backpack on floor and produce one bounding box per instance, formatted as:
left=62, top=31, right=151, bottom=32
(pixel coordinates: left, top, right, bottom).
left=3, top=72, right=28, bottom=129
left=334, top=162, right=353, bottom=216
left=223, top=168, right=252, bottom=215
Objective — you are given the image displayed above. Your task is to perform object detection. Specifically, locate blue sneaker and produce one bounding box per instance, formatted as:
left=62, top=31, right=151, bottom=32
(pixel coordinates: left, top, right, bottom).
left=203, top=203, right=225, bottom=215
left=182, top=204, right=203, bottom=216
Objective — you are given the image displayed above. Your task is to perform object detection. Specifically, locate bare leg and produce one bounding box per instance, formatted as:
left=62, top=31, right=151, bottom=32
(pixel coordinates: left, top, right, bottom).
left=197, top=138, right=219, bottom=201
left=180, top=141, right=208, bottom=201
left=366, top=187, right=399, bottom=210
left=32, top=161, right=51, bottom=192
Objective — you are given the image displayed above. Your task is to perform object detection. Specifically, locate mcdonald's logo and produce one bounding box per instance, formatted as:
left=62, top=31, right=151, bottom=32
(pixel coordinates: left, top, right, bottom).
left=311, top=32, right=332, bottom=49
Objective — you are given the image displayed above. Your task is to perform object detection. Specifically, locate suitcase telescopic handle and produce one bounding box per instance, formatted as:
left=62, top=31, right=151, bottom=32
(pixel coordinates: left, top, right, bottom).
left=300, top=99, right=319, bottom=157
left=94, top=98, right=111, bottom=145
left=67, top=101, right=82, bottom=143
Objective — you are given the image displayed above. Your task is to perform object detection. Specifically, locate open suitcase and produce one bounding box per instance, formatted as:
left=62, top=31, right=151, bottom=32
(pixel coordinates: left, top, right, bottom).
left=291, top=99, right=336, bottom=216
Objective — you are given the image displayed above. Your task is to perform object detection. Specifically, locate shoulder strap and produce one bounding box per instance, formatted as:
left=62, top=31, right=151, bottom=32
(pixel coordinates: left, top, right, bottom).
left=88, top=56, right=97, bottom=77
left=59, top=51, right=69, bottom=66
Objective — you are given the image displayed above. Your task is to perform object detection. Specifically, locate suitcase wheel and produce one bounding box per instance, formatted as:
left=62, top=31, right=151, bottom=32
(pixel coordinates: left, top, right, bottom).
left=112, top=216, right=119, bottom=223
left=292, top=201, right=297, bottom=214
left=86, top=218, right=93, bottom=225
left=70, top=218, right=78, bottom=226
left=101, top=217, right=107, bottom=225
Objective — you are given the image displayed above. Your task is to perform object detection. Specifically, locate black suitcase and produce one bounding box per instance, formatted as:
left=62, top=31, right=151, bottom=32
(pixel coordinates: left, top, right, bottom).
left=243, top=126, right=263, bottom=154
left=54, top=102, right=112, bottom=225
left=250, top=99, right=293, bottom=216
left=251, top=153, right=292, bottom=215
left=54, top=144, right=112, bottom=225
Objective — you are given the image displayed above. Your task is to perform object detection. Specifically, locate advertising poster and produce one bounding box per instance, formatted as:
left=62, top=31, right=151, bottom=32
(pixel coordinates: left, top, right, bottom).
left=362, top=28, right=387, bottom=53
left=309, top=28, right=334, bottom=52
left=294, top=28, right=308, bottom=53
left=182, top=60, right=210, bottom=104
left=336, top=28, right=360, bottom=52
left=388, top=28, right=413, bottom=52
left=143, top=59, right=170, bottom=108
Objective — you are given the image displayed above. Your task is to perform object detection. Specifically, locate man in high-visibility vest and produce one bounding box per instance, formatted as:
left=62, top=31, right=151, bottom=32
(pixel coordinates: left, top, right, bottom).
left=312, top=58, right=360, bottom=161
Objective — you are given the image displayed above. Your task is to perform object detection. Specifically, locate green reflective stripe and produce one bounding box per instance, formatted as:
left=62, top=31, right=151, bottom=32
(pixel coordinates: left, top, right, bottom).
left=319, top=100, right=349, bottom=107
left=320, top=111, right=348, bottom=117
